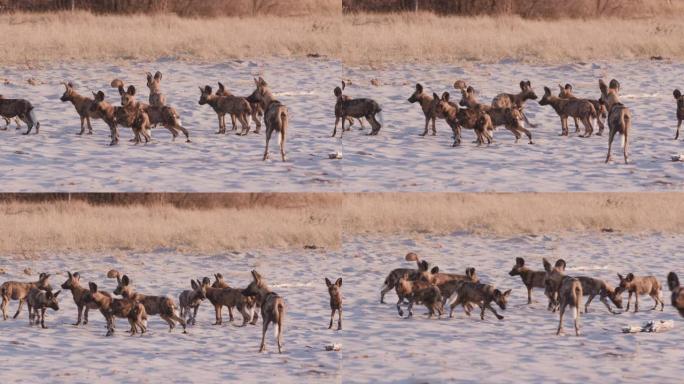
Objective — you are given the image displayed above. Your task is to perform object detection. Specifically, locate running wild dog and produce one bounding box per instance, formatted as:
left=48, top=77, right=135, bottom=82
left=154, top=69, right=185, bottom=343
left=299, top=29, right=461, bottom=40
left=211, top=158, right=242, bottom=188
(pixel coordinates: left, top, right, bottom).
left=216, top=82, right=263, bottom=134
left=555, top=276, right=583, bottom=336
left=146, top=71, right=166, bottom=107
left=1, top=272, right=51, bottom=320
left=0, top=96, right=40, bottom=134
left=242, top=270, right=285, bottom=353
left=599, top=79, right=632, bottom=164
left=407, top=83, right=444, bottom=136
left=435, top=267, right=479, bottom=305
left=448, top=282, right=511, bottom=320
left=539, top=86, right=597, bottom=137
left=673, top=89, right=684, bottom=140
left=83, top=282, right=147, bottom=336
left=325, top=277, right=343, bottom=330
left=61, top=271, right=98, bottom=326
left=27, top=289, right=60, bottom=328
left=491, top=80, right=538, bottom=128
left=433, top=92, right=490, bottom=146
left=332, top=83, right=382, bottom=137
left=204, top=276, right=254, bottom=326
left=509, top=257, right=546, bottom=304
left=667, top=272, right=684, bottom=317
left=60, top=82, right=102, bottom=135
left=90, top=90, right=150, bottom=145
left=111, top=272, right=187, bottom=333
left=199, top=84, right=252, bottom=135
left=575, top=276, right=623, bottom=314
left=396, top=272, right=443, bottom=318
left=178, top=279, right=207, bottom=326
left=380, top=252, right=424, bottom=304
left=247, top=77, right=289, bottom=161
left=558, top=83, right=606, bottom=135
left=615, top=273, right=664, bottom=312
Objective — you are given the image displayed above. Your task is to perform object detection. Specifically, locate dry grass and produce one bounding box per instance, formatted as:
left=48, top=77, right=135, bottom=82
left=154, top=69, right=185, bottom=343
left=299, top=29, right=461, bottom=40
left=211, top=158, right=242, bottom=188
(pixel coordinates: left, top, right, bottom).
left=1, top=193, right=683, bottom=255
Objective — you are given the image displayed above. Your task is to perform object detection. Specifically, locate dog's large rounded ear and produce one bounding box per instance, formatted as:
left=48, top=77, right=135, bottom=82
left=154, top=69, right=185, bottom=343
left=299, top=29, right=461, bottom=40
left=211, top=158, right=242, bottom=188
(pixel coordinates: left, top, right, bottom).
left=543, top=86, right=551, bottom=95
left=146, top=72, right=153, bottom=82
left=419, top=260, right=429, bottom=271
left=325, top=277, right=332, bottom=287
left=441, top=92, right=450, bottom=102
left=565, top=83, right=572, bottom=90
left=542, top=258, right=552, bottom=272
left=626, top=273, right=634, bottom=281
left=154, top=71, right=162, bottom=81
left=430, top=266, right=440, bottom=274
left=555, top=259, right=566, bottom=271
left=415, top=83, right=423, bottom=92
left=674, top=89, right=682, bottom=99
left=89, top=282, right=98, bottom=293
left=251, top=270, right=261, bottom=282
left=54, top=290, right=61, bottom=298
left=503, top=289, right=512, bottom=297
left=258, top=77, right=267, bottom=86
left=515, top=257, right=524, bottom=267
left=126, top=85, right=136, bottom=96
left=432, top=92, right=440, bottom=100
left=342, top=80, right=346, bottom=90
left=122, top=275, right=130, bottom=286
left=520, top=81, right=526, bottom=90
left=217, top=82, right=225, bottom=91
left=334, top=87, right=342, bottom=97
left=609, top=79, right=620, bottom=91
left=335, top=278, right=342, bottom=287
left=202, top=276, right=211, bottom=285
left=668, top=272, right=681, bottom=290
left=191, top=279, right=198, bottom=289
left=96, top=91, right=105, bottom=101
left=67, top=271, right=72, bottom=279
left=204, top=85, right=212, bottom=94
left=617, top=273, right=624, bottom=281
left=466, top=86, right=475, bottom=94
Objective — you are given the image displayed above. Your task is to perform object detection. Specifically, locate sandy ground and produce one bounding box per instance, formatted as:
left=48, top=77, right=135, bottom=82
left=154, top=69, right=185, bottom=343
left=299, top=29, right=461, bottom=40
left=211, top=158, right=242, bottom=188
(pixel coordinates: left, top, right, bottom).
left=0, top=232, right=682, bottom=383
left=2, top=59, right=684, bottom=191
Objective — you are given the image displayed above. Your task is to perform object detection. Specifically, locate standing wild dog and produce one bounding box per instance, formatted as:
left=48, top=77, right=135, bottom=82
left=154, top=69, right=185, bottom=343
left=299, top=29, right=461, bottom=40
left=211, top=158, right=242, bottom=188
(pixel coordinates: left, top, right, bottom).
left=334, top=81, right=366, bottom=134
left=111, top=272, right=187, bottom=333
left=558, top=83, right=606, bottom=135
left=0, top=96, right=40, bottom=134
left=204, top=276, right=254, bottom=326
left=396, top=272, right=443, bottom=318
left=216, top=82, right=263, bottom=134
left=599, top=79, right=632, bottom=164
left=491, top=80, right=538, bottom=128
left=672, top=89, right=684, bottom=140
left=615, top=273, right=664, bottom=312
left=509, top=257, right=547, bottom=304
left=542, top=258, right=567, bottom=311
left=667, top=272, right=684, bottom=317
left=539, top=86, right=597, bottom=137
left=407, top=83, right=444, bottom=136
left=27, top=289, right=60, bottom=328
left=247, top=77, right=289, bottom=161
left=242, top=270, right=285, bottom=353
left=83, top=282, right=147, bottom=336
left=575, top=276, right=622, bottom=314
left=555, top=276, right=583, bottom=336
left=380, top=252, right=425, bottom=303
left=199, top=84, right=252, bottom=135
left=325, top=277, right=343, bottom=330
left=447, top=282, right=511, bottom=320
left=178, top=279, right=207, bottom=326
left=60, top=82, right=102, bottom=135
left=332, top=83, right=382, bottom=137
left=145, top=71, right=166, bottom=107
left=433, top=92, right=491, bottom=146
left=435, top=267, right=479, bottom=306
left=61, top=271, right=99, bottom=326
left=90, top=90, right=150, bottom=145
left=1, top=272, right=51, bottom=320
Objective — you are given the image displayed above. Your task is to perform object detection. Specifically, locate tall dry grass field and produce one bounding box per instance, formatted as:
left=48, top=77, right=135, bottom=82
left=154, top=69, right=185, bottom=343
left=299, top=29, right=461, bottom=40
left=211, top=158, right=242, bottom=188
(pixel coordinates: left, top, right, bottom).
left=2, top=193, right=684, bottom=255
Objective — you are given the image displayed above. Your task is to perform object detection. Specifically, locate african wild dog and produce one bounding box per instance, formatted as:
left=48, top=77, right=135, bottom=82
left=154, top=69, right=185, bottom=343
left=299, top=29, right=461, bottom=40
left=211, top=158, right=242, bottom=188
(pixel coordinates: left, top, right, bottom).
left=145, top=71, right=166, bottom=107
left=216, top=82, right=263, bottom=134
left=334, top=81, right=366, bottom=134
left=247, top=77, right=289, bottom=161
left=90, top=90, right=150, bottom=145
left=27, top=288, right=60, bottom=328
left=615, top=273, right=664, bottom=312
left=667, top=272, right=684, bottom=317
left=447, top=282, right=511, bottom=320
left=555, top=276, right=583, bottom=336
left=60, top=82, right=102, bottom=135
left=575, top=276, right=622, bottom=314
left=325, top=277, right=343, bottom=330
left=433, top=92, right=490, bottom=146
left=672, top=89, right=684, bottom=140
left=558, top=83, right=606, bottom=135
left=111, top=272, right=187, bottom=333
left=199, top=84, right=252, bottom=135
left=408, top=83, right=444, bottom=136
left=599, top=79, right=632, bottom=164
left=204, top=276, right=254, bottom=326
left=435, top=267, right=479, bottom=306
left=491, top=80, right=538, bottom=128
left=542, top=258, right=567, bottom=311
left=509, top=257, right=546, bottom=304
left=539, top=86, right=597, bottom=137
left=210, top=273, right=258, bottom=324
left=395, top=263, right=439, bottom=316
left=0, top=96, right=40, bottom=134
left=332, top=83, right=382, bottom=137
left=396, top=272, right=443, bottom=318
left=1, top=272, right=51, bottom=320
left=243, top=270, right=285, bottom=353
left=178, top=279, right=207, bottom=325
left=61, top=271, right=99, bottom=326
left=83, top=282, right=147, bottom=336
left=380, top=252, right=424, bottom=303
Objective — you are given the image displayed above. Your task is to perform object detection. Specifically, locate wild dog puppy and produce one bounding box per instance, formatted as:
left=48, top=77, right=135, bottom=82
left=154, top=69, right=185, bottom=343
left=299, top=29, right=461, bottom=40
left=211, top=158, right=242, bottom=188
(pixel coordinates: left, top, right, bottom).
left=672, top=89, right=684, bottom=140
left=60, top=82, right=102, bottom=135
left=61, top=271, right=98, bottom=326
left=509, top=257, right=546, bottom=304
left=491, top=80, right=538, bottom=128
left=1, top=272, right=51, bottom=320
left=0, top=96, right=40, bottom=134
left=334, top=81, right=366, bottom=134
left=145, top=71, right=166, bottom=107
left=435, top=267, right=479, bottom=306
left=27, top=289, right=60, bottom=328
left=242, top=270, right=285, bottom=353
left=90, top=89, right=150, bottom=145
left=555, top=276, right=583, bottom=336
left=111, top=272, right=187, bottom=333
left=448, top=282, right=511, bottom=320
left=380, top=252, right=425, bottom=303
left=539, top=86, right=597, bottom=137
left=199, top=85, right=252, bottom=135
left=558, top=84, right=606, bottom=135
left=247, top=77, right=289, bottom=161
left=204, top=276, right=253, bottom=326
left=395, top=263, right=439, bottom=316
left=83, top=282, right=146, bottom=336
left=433, top=92, right=489, bottom=146
left=178, top=279, right=207, bottom=326
left=325, top=277, right=343, bottom=330
left=396, top=272, right=443, bottom=318
left=408, top=83, right=444, bottom=136
left=210, top=273, right=258, bottom=324
left=542, top=258, right=567, bottom=311
left=615, top=273, right=664, bottom=312
left=143, top=104, right=191, bottom=142
left=599, top=79, right=632, bottom=164
left=667, top=272, right=684, bottom=317
left=216, top=82, right=263, bottom=134
left=574, top=276, right=622, bottom=314
left=331, top=83, right=382, bottom=137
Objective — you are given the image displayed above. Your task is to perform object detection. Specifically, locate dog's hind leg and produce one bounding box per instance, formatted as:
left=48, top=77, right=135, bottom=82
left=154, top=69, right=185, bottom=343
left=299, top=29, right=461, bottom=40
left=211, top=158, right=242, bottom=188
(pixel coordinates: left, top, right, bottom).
left=676, top=119, right=682, bottom=140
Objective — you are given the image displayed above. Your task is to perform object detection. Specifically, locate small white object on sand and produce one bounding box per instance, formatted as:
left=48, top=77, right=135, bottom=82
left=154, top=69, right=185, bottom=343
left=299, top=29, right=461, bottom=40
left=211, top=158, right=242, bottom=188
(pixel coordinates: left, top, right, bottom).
left=671, top=154, right=684, bottom=162
left=622, top=320, right=675, bottom=333
left=328, top=151, right=343, bottom=160
left=325, top=343, right=341, bottom=351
